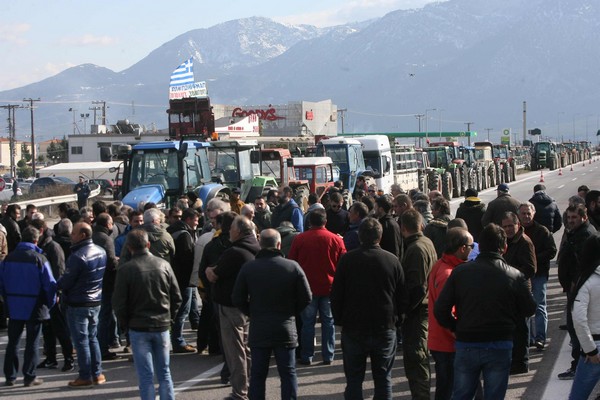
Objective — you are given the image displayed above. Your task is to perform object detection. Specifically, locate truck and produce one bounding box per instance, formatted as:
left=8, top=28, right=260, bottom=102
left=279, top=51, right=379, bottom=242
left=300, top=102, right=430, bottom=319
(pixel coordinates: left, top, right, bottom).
left=353, top=135, right=420, bottom=195
left=315, top=137, right=367, bottom=195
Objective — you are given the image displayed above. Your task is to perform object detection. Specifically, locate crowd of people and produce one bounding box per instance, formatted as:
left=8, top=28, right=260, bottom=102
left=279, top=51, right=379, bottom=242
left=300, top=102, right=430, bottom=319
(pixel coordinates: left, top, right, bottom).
left=0, top=180, right=599, bottom=399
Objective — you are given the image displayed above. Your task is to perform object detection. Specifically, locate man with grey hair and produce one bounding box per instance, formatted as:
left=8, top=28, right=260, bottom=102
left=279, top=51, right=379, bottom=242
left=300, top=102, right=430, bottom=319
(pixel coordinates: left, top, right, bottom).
left=518, top=201, right=556, bottom=351
left=54, top=218, right=73, bottom=259
left=207, top=216, right=260, bottom=400
left=113, top=229, right=182, bottom=400
left=233, top=229, right=311, bottom=400
left=120, top=208, right=175, bottom=263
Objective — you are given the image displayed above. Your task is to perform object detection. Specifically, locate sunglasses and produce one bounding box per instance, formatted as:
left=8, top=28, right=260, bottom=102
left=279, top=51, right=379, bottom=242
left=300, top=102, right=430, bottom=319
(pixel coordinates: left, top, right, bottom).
left=465, top=243, right=475, bottom=249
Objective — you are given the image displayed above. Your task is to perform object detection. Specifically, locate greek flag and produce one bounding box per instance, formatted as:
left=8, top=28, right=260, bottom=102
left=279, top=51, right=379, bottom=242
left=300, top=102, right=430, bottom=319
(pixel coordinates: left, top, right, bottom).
left=170, top=58, right=194, bottom=87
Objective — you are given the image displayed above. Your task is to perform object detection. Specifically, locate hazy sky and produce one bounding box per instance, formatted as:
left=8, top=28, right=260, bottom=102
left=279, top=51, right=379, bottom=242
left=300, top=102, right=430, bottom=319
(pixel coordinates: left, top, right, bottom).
left=0, top=0, right=437, bottom=91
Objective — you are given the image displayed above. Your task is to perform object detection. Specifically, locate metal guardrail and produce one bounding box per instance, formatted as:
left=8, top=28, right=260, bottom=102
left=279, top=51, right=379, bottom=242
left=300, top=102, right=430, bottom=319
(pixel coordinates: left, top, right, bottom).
left=10, top=187, right=101, bottom=208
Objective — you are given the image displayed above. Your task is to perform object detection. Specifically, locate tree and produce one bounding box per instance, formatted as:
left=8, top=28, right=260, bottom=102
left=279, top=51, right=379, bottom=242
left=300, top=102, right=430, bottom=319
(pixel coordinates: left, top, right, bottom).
left=16, top=159, right=32, bottom=178
left=21, top=143, right=32, bottom=162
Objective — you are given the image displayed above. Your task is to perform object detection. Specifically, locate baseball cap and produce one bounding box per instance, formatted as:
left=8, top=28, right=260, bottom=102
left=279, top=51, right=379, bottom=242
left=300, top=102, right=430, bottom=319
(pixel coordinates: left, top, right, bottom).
left=232, top=187, right=241, bottom=194
left=465, top=188, right=478, bottom=198
left=497, top=183, right=509, bottom=193
left=533, top=184, right=546, bottom=192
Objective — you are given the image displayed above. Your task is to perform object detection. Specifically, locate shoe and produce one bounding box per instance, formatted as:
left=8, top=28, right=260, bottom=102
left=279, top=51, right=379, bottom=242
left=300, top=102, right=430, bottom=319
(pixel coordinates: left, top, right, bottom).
left=534, top=340, right=545, bottom=351
left=173, top=345, right=197, bottom=354
left=297, top=359, right=312, bottom=366
left=62, top=361, right=75, bottom=372
left=122, top=345, right=131, bottom=353
left=37, top=359, right=58, bottom=369
left=102, top=352, right=121, bottom=361
left=559, top=324, right=568, bottom=330
left=94, top=374, right=107, bottom=385
left=24, top=378, right=43, bottom=387
left=220, top=376, right=230, bottom=385
left=109, top=341, right=121, bottom=349
left=5, top=380, right=15, bottom=387
left=509, top=365, right=528, bottom=375
left=68, top=378, right=94, bottom=388
left=558, top=368, right=576, bottom=380
left=322, top=360, right=332, bottom=365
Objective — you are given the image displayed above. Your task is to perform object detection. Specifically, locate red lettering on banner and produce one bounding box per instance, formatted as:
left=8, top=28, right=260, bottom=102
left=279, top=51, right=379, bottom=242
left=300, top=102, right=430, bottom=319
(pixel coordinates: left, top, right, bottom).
left=232, top=107, right=285, bottom=121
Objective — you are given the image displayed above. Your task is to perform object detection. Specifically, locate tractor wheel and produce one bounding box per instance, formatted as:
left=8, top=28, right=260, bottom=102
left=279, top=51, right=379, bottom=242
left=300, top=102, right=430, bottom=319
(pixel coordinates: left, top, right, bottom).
left=452, top=169, right=461, bottom=198
left=482, top=167, right=489, bottom=190
left=474, top=168, right=481, bottom=192
left=294, top=185, right=310, bottom=213
left=428, top=171, right=440, bottom=193
left=460, top=165, right=468, bottom=196
left=442, top=172, right=453, bottom=200
left=418, top=170, right=426, bottom=193
left=510, top=160, right=517, bottom=181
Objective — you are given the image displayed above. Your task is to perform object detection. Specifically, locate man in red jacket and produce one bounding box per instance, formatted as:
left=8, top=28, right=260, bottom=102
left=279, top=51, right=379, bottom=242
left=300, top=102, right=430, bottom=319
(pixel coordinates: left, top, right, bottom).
left=427, top=227, right=474, bottom=400
left=289, top=208, right=346, bottom=365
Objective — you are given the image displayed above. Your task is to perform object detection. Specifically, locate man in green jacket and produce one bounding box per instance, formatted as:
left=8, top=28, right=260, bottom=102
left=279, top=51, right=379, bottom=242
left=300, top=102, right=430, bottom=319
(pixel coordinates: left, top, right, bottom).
left=400, top=209, right=438, bottom=400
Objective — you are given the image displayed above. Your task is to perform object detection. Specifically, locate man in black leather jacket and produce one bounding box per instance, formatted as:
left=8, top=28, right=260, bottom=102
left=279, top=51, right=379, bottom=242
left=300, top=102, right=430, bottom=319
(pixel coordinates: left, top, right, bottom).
left=434, top=223, right=536, bottom=400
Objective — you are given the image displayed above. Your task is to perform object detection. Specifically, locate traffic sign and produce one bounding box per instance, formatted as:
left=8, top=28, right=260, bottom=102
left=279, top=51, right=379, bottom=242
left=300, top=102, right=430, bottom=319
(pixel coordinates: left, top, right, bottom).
left=503, top=129, right=511, bottom=136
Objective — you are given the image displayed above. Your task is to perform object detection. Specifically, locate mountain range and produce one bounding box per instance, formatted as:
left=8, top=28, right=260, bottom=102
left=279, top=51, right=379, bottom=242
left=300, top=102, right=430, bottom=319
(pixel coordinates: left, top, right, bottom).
left=2, top=0, right=599, bottom=143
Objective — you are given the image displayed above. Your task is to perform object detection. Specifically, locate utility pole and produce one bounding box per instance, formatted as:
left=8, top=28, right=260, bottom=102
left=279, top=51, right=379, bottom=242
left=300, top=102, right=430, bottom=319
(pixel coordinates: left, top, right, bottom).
left=92, top=100, right=107, bottom=125
left=485, top=128, right=493, bottom=141
left=23, top=98, right=40, bottom=176
left=415, top=114, right=425, bottom=147
left=89, top=106, right=102, bottom=126
left=0, top=104, right=22, bottom=179
left=337, top=108, right=347, bottom=134
left=465, top=122, right=474, bottom=145
left=522, top=101, right=527, bottom=143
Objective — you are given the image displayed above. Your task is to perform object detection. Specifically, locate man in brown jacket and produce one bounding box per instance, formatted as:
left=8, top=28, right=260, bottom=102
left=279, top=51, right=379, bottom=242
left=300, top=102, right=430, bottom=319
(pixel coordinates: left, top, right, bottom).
left=482, top=183, right=521, bottom=226
left=501, top=211, right=536, bottom=375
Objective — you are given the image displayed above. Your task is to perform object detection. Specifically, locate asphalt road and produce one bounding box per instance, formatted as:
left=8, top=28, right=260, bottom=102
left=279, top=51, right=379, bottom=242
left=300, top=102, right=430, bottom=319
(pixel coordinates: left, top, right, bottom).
left=0, top=158, right=598, bottom=399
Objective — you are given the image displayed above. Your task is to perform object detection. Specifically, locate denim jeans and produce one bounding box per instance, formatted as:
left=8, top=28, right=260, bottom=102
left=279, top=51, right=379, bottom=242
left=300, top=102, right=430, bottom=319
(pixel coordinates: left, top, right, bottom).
left=569, top=345, right=600, bottom=400
left=171, top=287, right=193, bottom=348
left=130, top=329, right=174, bottom=400
left=341, top=328, right=396, bottom=400
left=431, top=350, right=455, bottom=400
left=98, top=291, right=118, bottom=354
left=300, top=296, right=335, bottom=363
left=249, top=346, right=297, bottom=400
left=66, top=305, right=102, bottom=380
left=188, top=288, right=200, bottom=326
left=531, top=275, right=548, bottom=343
left=3, top=319, right=42, bottom=383
left=453, top=347, right=512, bottom=400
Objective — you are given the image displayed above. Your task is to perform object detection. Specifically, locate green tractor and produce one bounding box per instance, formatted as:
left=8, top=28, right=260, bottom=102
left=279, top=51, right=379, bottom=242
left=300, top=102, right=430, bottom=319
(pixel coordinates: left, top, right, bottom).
left=530, top=141, right=558, bottom=171
left=423, top=143, right=465, bottom=200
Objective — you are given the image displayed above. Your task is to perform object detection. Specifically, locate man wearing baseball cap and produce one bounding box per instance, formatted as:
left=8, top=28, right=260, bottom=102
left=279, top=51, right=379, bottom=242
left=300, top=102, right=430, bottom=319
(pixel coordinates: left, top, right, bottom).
left=230, top=188, right=245, bottom=215
left=481, top=183, right=521, bottom=226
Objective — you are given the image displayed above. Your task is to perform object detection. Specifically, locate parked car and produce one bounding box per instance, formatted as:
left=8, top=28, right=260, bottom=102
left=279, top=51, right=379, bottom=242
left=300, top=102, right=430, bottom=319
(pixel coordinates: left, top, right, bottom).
left=29, top=176, right=76, bottom=194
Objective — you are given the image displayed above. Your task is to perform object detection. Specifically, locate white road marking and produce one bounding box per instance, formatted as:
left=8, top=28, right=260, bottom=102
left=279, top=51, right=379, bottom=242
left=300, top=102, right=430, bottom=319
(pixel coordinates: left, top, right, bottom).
left=543, top=335, right=574, bottom=399
left=558, top=185, right=565, bottom=189
left=174, top=363, right=223, bottom=394
left=572, top=178, right=578, bottom=181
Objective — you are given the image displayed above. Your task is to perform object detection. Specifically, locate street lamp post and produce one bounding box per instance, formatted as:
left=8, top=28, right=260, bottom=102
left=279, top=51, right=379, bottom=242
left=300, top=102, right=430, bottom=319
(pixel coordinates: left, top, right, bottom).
left=415, top=114, right=425, bottom=147
left=425, top=108, right=437, bottom=143
left=438, top=109, right=445, bottom=137
left=486, top=128, right=493, bottom=141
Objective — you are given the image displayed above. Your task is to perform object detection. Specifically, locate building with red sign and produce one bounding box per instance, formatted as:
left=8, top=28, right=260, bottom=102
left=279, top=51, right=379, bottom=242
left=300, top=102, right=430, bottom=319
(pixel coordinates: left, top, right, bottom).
left=212, top=99, right=337, bottom=137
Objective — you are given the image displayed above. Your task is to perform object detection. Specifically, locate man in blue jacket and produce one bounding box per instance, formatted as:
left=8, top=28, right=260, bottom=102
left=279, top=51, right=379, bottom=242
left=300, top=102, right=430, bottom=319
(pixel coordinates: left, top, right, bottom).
left=0, top=226, right=57, bottom=387
left=58, top=222, right=107, bottom=388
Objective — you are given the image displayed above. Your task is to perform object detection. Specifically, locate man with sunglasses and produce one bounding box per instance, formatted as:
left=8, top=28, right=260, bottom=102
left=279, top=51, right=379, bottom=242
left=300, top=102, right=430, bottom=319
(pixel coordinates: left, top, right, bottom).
left=326, top=192, right=349, bottom=235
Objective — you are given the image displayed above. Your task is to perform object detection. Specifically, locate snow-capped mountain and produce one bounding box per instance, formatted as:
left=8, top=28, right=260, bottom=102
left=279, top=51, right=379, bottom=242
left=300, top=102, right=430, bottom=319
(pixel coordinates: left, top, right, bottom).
left=2, top=0, right=600, bottom=142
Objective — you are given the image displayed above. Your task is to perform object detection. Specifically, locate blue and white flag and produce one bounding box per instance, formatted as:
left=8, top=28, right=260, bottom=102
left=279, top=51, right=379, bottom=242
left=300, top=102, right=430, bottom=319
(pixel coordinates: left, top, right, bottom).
left=170, top=58, right=194, bottom=87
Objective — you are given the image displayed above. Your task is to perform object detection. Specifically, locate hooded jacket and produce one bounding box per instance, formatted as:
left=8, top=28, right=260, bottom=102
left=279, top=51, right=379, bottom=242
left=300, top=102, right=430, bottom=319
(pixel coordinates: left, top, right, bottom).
left=120, top=223, right=175, bottom=264
left=0, top=242, right=56, bottom=321
left=529, top=191, right=562, bottom=233
left=272, top=198, right=304, bottom=233
left=38, top=229, right=66, bottom=281
left=424, top=213, right=452, bottom=259
left=455, top=198, right=486, bottom=242
left=212, top=233, right=260, bottom=306
left=275, top=224, right=299, bottom=257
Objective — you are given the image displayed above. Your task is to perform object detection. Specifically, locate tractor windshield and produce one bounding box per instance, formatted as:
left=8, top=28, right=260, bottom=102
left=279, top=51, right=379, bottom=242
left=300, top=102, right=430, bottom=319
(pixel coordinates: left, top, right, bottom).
left=129, top=149, right=180, bottom=191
